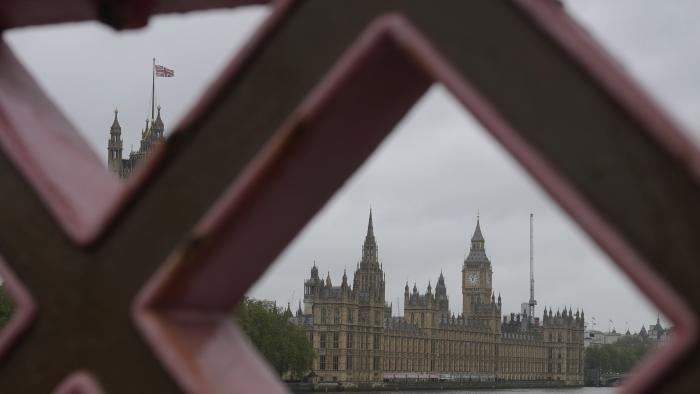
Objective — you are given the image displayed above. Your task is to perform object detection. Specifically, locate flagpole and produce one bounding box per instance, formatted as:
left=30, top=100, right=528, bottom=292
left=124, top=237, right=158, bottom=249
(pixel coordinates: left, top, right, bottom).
left=151, top=57, right=155, bottom=120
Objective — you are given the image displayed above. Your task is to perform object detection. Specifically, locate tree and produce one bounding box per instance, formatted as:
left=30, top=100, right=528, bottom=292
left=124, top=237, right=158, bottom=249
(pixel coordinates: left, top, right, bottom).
left=585, top=335, right=654, bottom=374
left=234, top=297, right=313, bottom=380
left=0, top=285, right=14, bottom=329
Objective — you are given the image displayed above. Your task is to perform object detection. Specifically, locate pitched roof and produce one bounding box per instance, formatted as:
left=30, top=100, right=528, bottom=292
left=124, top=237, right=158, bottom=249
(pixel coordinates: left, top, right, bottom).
left=471, top=218, right=484, bottom=242
left=110, top=109, right=121, bottom=131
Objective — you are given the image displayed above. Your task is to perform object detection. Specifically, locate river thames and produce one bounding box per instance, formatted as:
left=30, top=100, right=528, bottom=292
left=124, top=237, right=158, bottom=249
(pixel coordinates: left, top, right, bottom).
left=341, top=389, right=616, bottom=394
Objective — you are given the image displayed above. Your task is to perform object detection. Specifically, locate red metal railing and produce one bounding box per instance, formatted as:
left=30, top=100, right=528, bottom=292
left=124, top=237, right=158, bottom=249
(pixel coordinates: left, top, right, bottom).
left=0, top=1, right=696, bottom=392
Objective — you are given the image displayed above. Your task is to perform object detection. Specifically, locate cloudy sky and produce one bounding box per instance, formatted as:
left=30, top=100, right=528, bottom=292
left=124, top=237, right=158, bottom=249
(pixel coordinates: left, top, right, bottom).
left=5, top=1, right=697, bottom=335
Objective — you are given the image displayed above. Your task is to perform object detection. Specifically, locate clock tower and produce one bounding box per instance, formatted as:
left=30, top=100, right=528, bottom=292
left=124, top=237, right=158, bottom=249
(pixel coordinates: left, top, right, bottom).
left=462, top=217, right=493, bottom=317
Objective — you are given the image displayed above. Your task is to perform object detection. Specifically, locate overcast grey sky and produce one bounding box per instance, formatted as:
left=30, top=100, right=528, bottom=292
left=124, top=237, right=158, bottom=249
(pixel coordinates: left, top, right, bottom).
left=5, top=1, right=697, bottom=334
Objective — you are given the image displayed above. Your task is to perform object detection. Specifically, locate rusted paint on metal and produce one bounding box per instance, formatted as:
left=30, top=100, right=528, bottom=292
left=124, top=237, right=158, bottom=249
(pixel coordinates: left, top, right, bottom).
left=0, top=41, right=122, bottom=245
left=0, top=0, right=272, bottom=30
left=53, top=371, right=105, bottom=394
left=0, top=254, right=34, bottom=361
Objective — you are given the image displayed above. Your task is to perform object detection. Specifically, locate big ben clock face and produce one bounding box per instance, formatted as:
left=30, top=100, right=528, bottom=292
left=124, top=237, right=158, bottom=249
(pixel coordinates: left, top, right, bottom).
left=467, top=273, right=479, bottom=285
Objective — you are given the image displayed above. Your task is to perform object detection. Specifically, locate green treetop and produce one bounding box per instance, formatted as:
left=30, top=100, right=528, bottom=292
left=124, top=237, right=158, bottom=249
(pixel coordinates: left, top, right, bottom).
left=585, top=335, right=654, bottom=374
left=234, top=297, right=313, bottom=380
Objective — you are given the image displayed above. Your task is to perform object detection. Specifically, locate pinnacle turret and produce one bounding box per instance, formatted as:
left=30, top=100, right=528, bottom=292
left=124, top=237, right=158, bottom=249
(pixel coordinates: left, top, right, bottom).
left=471, top=216, right=484, bottom=243
left=153, top=105, right=164, bottom=132
left=361, top=209, right=379, bottom=267
left=106, top=60, right=171, bottom=181
left=464, top=216, right=489, bottom=263
left=310, top=262, right=319, bottom=280
left=108, top=108, right=124, bottom=176
left=110, top=108, right=121, bottom=132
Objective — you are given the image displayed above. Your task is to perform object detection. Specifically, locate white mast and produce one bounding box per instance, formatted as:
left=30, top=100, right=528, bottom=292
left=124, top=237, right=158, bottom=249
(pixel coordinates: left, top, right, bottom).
left=528, top=213, right=537, bottom=322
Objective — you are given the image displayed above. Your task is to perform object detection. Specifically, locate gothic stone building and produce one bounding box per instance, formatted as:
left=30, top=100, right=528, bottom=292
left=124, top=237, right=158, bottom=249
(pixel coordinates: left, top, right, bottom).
left=292, top=211, right=584, bottom=384
left=107, top=107, right=166, bottom=179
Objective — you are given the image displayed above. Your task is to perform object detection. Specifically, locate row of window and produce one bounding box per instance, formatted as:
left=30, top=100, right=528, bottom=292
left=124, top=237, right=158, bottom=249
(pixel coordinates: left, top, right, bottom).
left=314, top=331, right=573, bottom=360
left=318, top=355, right=380, bottom=371
left=316, top=332, right=381, bottom=350
left=318, top=355, right=578, bottom=374
left=385, top=337, right=494, bottom=355
left=385, top=357, right=494, bottom=373
left=318, top=307, right=382, bottom=325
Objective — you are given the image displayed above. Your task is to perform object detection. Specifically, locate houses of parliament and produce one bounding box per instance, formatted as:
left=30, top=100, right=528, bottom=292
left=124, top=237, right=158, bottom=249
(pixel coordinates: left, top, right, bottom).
left=106, top=106, right=165, bottom=179
left=103, top=109, right=584, bottom=385
left=291, top=211, right=585, bottom=385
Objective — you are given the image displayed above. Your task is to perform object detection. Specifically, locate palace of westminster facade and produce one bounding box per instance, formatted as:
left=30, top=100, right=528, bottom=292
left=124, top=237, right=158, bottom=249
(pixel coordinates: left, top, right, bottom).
left=292, top=211, right=585, bottom=384
left=104, top=109, right=584, bottom=385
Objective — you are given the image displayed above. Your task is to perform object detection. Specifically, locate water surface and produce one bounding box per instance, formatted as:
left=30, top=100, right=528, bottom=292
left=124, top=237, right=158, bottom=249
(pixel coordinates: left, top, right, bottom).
left=340, top=389, right=616, bottom=394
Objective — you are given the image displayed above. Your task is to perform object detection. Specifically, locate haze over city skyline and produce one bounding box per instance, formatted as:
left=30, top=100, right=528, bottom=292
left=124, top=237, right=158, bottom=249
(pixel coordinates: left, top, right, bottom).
left=4, top=1, right=695, bottom=335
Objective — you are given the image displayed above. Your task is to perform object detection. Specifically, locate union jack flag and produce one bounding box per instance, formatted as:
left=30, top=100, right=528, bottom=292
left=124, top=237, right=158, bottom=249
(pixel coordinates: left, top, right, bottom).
left=155, top=64, right=174, bottom=77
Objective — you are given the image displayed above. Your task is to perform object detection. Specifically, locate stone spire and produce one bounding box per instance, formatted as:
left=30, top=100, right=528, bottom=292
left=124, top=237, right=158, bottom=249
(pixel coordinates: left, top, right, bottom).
left=361, top=209, right=379, bottom=267
left=152, top=105, right=165, bottom=137
left=472, top=216, right=484, bottom=243
left=465, top=216, right=489, bottom=263
left=110, top=109, right=121, bottom=132
left=655, top=314, right=663, bottom=340
left=107, top=108, right=124, bottom=176
left=367, top=208, right=375, bottom=238
left=310, top=261, right=319, bottom=280
left=435, top=273, right=446, bottom=294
